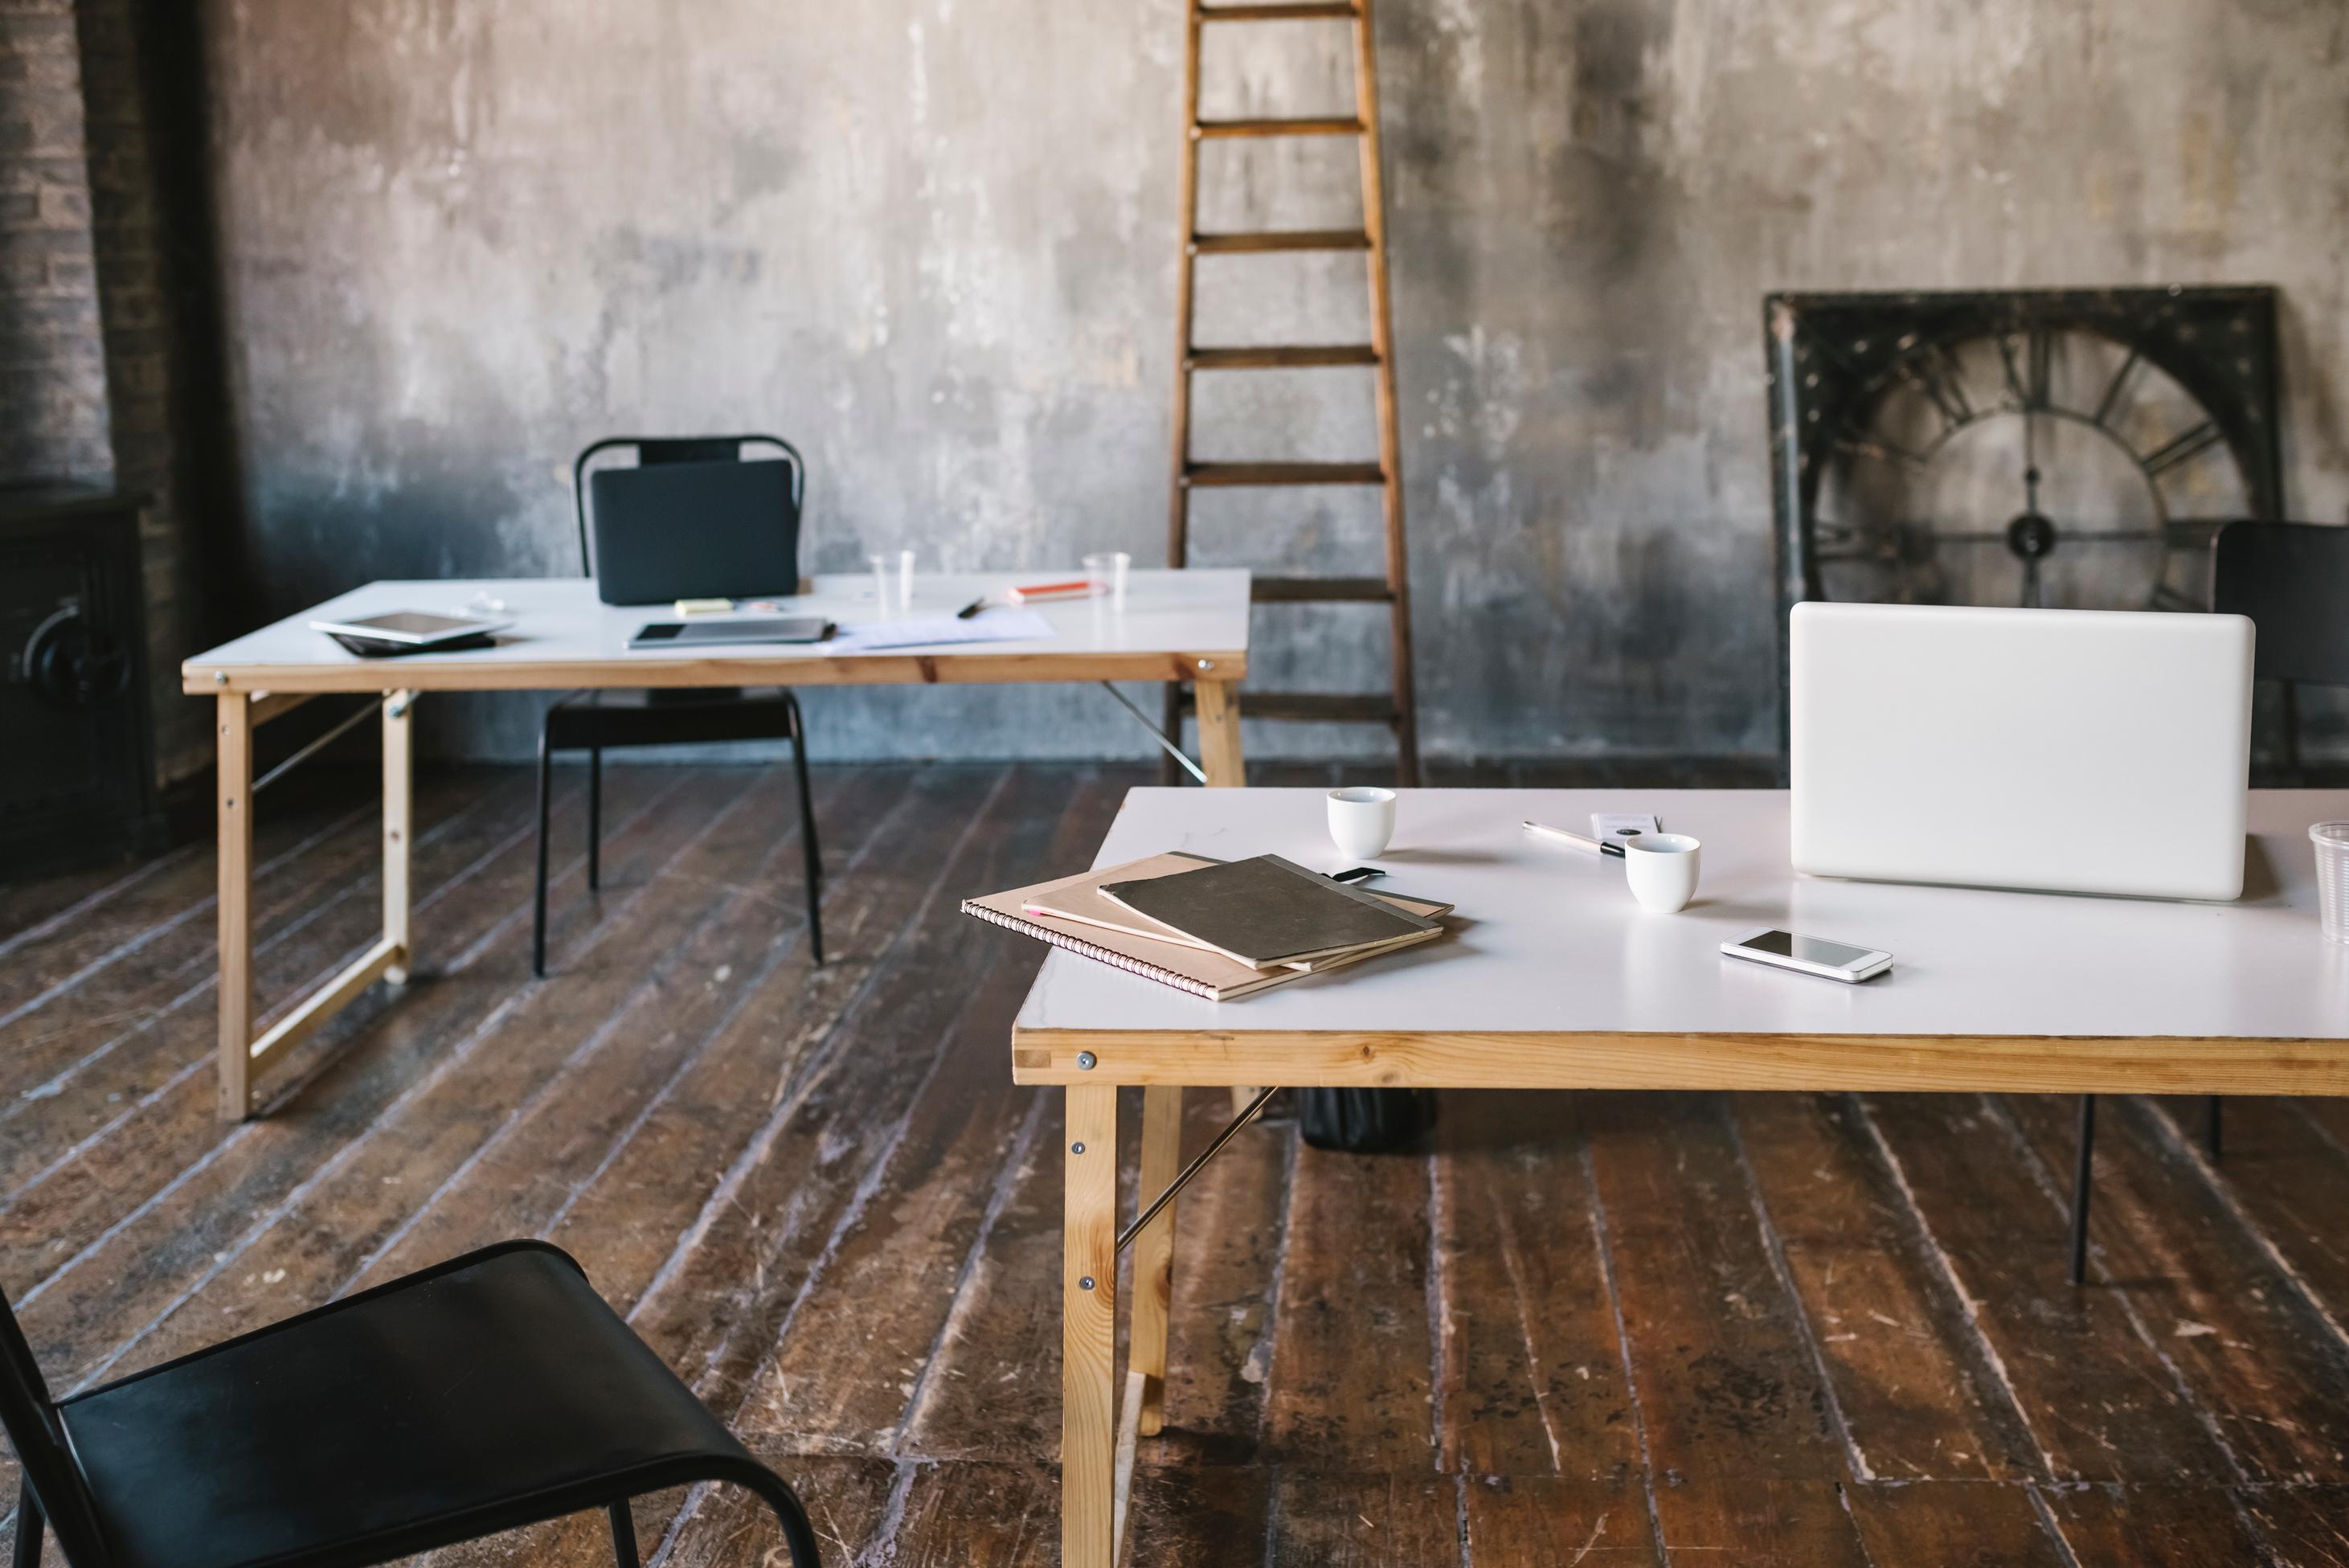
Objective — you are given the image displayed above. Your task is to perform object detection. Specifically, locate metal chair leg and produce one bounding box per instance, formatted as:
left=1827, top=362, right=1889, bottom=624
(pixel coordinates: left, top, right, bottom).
left=2069, top=1094, right=2096, bottom=1286
left=2205, top=1095, right=2222, bottom=1160
left=587, top=745, right=603, bottom=890
left=607, top=1500, right=640, bottom=1568
left=14, top=1480, right=43, bottom=1568
left=533, top=722, right=555, bottom=980
left=749, top=1473, right=825, bottom=1568
left=788, top=694, right=823, bottom=964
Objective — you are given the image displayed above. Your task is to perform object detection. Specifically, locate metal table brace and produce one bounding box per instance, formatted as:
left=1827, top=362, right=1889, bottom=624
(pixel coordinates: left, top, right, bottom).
left=1099, top=682, right=1206, bottom=785
left=1116, top=1086, right=1277, bottom=1255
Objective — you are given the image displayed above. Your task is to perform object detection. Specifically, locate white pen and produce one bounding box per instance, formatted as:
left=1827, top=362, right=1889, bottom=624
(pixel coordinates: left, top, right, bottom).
left=1521, top=820, right=1625, bottom=858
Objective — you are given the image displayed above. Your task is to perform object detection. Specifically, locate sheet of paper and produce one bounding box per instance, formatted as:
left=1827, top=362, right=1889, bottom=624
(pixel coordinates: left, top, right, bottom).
left=1591, top=812, right=1662, bottom=848
left=828, top=608, right=1058, bottom=651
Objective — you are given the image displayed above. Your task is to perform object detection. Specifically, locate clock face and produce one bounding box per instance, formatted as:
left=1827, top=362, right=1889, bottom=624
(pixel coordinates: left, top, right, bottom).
left=1808, top=326, right=2252, bottom=612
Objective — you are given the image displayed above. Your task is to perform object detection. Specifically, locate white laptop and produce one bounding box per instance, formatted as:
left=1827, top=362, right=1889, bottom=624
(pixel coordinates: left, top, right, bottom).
left=1789, top=602, right=2254, bottom=900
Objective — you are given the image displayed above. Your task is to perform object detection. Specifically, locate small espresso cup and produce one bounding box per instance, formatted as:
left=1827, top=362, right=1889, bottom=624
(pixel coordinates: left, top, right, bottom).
left=1326, top=787, right=1397, bottom=859
left=1622, top=832, right=1700, bottom=913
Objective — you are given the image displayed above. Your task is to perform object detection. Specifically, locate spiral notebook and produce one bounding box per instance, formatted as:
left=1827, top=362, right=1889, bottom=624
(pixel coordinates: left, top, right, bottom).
left=963, top=854, right=1448, bottom=1001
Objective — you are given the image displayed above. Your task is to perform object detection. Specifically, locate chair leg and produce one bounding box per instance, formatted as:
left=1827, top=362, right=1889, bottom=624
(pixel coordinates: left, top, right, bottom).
left=788, top=694, right=824, bottom=964
left=607, top=1500, right=640, bottom=1568
left=533, top=722, right=555, bottom=980
left=747, top=1473, right=825, bottom=1568
left=2069, top=1093, right=2096, bottom=1287
left=14, top=1479, right=43, bottom=1568
left=587, top=745, right=603, bottom=891
left=2205, top=1095, right=2222, bottom=1161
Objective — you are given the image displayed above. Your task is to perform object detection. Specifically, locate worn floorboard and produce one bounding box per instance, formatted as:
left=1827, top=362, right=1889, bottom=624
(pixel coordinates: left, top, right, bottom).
left=2, top=762, right=2343, bottom=1563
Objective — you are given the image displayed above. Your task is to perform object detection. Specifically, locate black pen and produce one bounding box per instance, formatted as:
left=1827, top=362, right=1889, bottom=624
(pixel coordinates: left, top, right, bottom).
left=955, top=596, right=988, bottom=620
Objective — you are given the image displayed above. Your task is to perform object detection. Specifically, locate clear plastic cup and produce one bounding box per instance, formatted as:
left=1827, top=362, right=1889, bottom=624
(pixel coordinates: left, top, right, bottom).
left=2314, top=822, right=2349, bottom=944
left=867, top=553, right=893, bottom=616
left=1083, top=551, right=1130, bottom=610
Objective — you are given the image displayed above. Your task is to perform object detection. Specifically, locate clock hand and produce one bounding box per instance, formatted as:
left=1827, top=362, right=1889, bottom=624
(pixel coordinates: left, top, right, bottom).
left=2015, top=400, right=2047, bottom=607
left=2022, top=399, right=2042, bottom=516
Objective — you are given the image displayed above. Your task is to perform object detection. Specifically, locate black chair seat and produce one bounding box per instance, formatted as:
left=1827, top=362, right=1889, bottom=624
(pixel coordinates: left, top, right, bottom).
left=51, top=1243, right=812, bottom=1568
left=546, top=686, right=802, bottom=750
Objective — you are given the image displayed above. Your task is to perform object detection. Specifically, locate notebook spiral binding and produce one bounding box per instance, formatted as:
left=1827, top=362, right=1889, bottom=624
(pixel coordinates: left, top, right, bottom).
left=959, top=902, right=1218, bottom=1000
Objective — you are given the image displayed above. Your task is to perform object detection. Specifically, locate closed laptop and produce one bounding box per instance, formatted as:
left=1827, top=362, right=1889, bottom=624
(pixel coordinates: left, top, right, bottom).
left=587, top=459, right=800, bottom=605
left=1789, top=602, right=2254, bottom=900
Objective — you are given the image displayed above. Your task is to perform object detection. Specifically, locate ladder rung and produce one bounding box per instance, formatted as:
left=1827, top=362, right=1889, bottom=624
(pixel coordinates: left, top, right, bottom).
left=1192, top=690, right=1398, bottom=724
left=1183, top=461, right=1386, bottom=487
left=1198, top=3, right=1361, bottom=19
left=1192, top=229, right=1373, bottom=255
left=1196, top=117, right=1364, bottom=139
left=1252, top=575, right=1395, bottom=603
left=1189, top=344, right=1379, bottom=371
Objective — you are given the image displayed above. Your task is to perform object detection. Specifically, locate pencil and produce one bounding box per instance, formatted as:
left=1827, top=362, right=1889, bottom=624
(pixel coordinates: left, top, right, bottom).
left=1521, top=820, right=1625, bottom=858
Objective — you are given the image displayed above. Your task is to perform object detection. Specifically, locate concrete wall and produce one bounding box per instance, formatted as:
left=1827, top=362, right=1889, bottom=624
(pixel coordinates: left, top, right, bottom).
left=201, top=0, right=2349, bottom=764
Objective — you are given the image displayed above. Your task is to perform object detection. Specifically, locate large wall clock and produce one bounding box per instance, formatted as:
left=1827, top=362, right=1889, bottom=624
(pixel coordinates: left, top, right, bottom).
left=1765, top=287, right=2281, bottom=639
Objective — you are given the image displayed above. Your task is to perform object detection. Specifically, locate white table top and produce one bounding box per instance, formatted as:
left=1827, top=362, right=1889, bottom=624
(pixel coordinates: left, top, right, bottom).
left=182, top=571, right=1250, bottom=694
left=1014, top=788, right=2349, bottom=1049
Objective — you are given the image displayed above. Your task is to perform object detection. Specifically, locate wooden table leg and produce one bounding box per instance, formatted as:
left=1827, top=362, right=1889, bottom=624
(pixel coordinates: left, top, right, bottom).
left=382, top=691, right=414, bottom=985
left=1193, top=678, right=1244, bottom=788
left=1131, top=1085, right=1184, bottom=1437
left=1193, top=684, right=1258, bottom=1117
left=1063, top=1083, right=1119, bottom=1568
left=216, top=691, right=255, bottom=1121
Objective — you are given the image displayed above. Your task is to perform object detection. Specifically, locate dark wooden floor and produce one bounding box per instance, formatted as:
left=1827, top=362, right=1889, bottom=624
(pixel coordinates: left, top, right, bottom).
left=3, top=761, right=2347, bottom=1566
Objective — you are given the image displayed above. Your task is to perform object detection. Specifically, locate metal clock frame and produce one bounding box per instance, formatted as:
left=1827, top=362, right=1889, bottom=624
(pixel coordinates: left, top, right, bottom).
left=1762, top=284, right=2283, bottom=755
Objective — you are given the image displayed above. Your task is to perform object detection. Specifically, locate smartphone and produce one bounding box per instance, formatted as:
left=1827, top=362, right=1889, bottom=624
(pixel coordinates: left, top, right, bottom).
left=1721, top=927, right=1893, bottom=984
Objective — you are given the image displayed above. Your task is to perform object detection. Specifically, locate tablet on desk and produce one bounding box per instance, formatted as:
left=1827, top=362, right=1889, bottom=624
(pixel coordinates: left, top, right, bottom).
left=628, top=616, right=834, bottom=649
left=309, top=610, right=511, bottom=646
left=309, top=610, right=511, bottom=657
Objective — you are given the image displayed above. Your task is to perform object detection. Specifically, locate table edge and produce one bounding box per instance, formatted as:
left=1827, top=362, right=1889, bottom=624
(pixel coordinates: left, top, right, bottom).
left=1007, top=1024, right=2349, bottom=1095
left=182, top=647, right=1251, bottom=694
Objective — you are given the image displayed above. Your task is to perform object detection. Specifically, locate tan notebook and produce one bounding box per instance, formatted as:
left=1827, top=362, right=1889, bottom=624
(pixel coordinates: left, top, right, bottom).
left=963, top=854, right=1447, bottom=1001
left=1025, top=851, right=1451, bottom=972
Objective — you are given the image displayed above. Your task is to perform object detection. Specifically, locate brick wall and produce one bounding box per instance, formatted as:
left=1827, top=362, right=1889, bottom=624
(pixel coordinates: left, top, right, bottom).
left=0, top=0, right=224, bottom=785
left=75, top=0, right=216, bottom=780
left=0, top=0, right=109, bottom=483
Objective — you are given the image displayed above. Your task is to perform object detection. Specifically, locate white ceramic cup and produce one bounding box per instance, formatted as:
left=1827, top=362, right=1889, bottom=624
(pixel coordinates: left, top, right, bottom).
left=1622, top=832, right=1700, bottom=913
left=1326, top=786, right=1397, bottom=859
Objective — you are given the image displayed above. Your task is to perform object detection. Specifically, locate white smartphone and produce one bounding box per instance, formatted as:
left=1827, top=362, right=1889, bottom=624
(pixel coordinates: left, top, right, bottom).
left=1721, top=927, right=1893, bottom=984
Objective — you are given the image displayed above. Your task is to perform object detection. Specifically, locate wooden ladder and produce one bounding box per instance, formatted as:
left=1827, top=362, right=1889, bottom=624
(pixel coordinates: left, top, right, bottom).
left=1161, top=0, right=1420, bottom=786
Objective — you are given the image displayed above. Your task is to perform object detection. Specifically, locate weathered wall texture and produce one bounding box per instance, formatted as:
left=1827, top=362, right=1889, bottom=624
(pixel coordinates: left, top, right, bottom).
left=0, top=1, right=108, bottom=483
left=0, top=0, right=230, bottom=783
left=201, top=0, right=2349, bottom=763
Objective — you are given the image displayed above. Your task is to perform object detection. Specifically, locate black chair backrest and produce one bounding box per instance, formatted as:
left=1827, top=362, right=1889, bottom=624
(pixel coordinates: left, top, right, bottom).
left=0, top=1288, right=113, bottom=1562
left=2211, top=521, right=2349, bottom=686
left=571, top=435, right=806, bottom=578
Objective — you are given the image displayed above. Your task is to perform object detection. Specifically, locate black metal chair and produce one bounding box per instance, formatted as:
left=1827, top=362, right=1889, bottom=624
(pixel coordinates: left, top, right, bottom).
left=2191, top=521, right=2349, bottom=1166
left=2069, top=522, right=2349, bottom=1281
left=534, top=436, right=823, bottom=978
left=0, top=1240, right=820, bottom=1568
left=2212, top=519, right=2349, bottom=776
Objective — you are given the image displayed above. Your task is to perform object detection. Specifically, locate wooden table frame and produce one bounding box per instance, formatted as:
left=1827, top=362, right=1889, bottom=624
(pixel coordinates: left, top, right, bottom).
left=191, top=637, right=1249, bottom=1121
left=1019, top=1034, right=2348, bottom=1568
left=1002, top=781, right=2349, bottom=1566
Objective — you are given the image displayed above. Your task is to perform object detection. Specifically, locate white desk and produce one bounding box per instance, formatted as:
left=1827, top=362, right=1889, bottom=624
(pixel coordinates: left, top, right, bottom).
left=183, top=571, right=1252, bottom=1119
left=1009, top=788, right=2349, bottom=1568
left=185, top=571, right=1251, bottom=694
